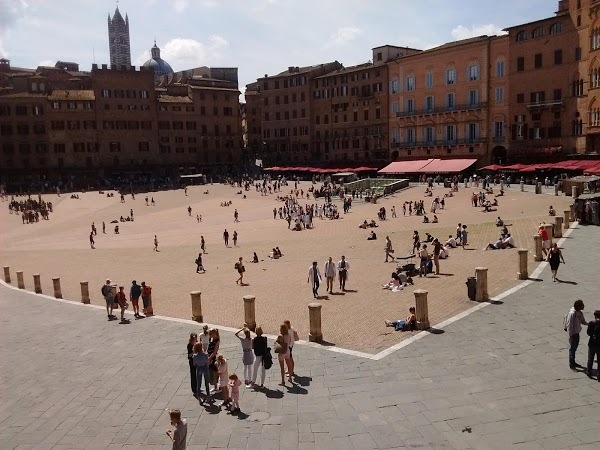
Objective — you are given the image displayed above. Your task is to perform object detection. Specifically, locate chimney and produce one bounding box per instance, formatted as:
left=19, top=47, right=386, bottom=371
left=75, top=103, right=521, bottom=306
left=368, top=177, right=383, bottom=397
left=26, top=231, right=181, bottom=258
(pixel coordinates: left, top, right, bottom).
left=557, top=0, right=568, bottom=12
left=288, top=66, right=294, bottom=72
left=264, top=74, right=268, bottom=78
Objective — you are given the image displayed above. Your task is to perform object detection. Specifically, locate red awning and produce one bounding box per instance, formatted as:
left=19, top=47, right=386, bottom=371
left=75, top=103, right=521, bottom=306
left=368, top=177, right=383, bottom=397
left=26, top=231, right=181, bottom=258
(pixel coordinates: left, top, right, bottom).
left=479, top=164, right=504, bottom=171
left=584, top=162, right=600, bottom=174
left=414, top=158, right=477, bottom=174
left=501, top=163, right=528, bottom=171
left=378, top=159, right=434, bottom=174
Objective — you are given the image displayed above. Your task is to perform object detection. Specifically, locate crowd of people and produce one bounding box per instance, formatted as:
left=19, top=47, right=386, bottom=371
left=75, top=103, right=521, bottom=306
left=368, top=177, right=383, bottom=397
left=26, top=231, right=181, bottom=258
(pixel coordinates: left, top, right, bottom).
left=7, top=195, right=53, bottom=223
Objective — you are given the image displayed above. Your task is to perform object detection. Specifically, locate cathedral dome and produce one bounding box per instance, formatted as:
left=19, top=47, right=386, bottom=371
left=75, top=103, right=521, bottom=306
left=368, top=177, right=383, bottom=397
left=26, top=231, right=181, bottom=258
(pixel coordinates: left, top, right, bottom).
left=142, top=42, right=173, bottom=76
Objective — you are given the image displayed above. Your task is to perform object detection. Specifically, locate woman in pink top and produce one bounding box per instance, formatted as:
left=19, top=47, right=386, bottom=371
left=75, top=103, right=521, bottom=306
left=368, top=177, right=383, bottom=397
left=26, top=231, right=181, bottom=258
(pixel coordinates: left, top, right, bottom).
left=228, top=373, right=242, bottom=414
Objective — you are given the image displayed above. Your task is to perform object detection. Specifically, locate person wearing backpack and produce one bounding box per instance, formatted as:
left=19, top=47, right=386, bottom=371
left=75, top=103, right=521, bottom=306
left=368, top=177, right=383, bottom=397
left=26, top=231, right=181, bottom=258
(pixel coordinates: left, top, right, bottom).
left=586, top=310, right=600, bottom=381
left=101, top=279, right=116, bottom=320
left=565, top=300, right=588, bottom=370
left=251, top=326, right=268, bottom=389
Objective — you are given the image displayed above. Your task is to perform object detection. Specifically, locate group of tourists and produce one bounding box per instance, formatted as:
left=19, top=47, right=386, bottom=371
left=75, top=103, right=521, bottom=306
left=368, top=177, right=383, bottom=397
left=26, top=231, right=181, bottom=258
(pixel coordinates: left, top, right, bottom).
left=100, top=279, right=152, bottom=323
left=186, top=319, right=300, bottom=414
left=307, top=256, right=350, bottom=297
left=8, top=195, right=53, bottom=223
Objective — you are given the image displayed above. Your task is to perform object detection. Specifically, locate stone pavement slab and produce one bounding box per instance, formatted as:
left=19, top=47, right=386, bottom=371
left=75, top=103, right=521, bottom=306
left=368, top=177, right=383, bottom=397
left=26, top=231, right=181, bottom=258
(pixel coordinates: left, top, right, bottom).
left=0, top=225, right=599, bottom=449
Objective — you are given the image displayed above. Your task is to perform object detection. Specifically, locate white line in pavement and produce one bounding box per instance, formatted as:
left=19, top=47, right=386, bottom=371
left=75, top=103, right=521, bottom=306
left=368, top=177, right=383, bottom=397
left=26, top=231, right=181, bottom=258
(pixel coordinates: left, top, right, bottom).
left=0, top=222, right=578, bottom=362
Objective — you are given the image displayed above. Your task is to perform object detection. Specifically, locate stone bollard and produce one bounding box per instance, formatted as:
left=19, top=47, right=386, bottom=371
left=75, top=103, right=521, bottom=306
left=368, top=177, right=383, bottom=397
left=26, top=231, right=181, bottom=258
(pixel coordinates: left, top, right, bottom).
left=520, top=181, right=525, bottom=192
left=554, top=184, right=559, bottom=196
left=191, top=291, right=202, bottom=322
left=544, top=224, right=554, bottom=247
left=144, top=293, right=154, bottom=316
left=414, top=289, right=430, bottom=330
left=3, top=266, right=10, bottom=283
left=500, top=181, right=505, bottom=191
left=308, top=302, right=323, bottom=342
left=475, top=267, right=489, bottom=302
left=80, top=281, right=90, bottom=304
left=533, top=234, right=543, bottom=261
left=16, top=271, right=25, bottom=289
left=518, top=249, right=529, bottom=280
left=52, top=277, right=62, bottom=299
left=563, top=210, right=570, bottom=230
left=243, top=295, right=256, bottom=331
left=572, top=186, right=578, bottom=199
left=569, top=204, right=576, bottom=223
left=464, top=178, right=468, bottom=188
left=554, top=217, right=563, bottom=238
left=33, top=274, right=42, bottom=294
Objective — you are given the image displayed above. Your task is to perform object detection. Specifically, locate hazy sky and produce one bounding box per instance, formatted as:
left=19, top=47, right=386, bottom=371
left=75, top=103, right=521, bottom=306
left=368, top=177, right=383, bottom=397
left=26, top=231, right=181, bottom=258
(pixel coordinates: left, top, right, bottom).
left=1, top=0, right=557, bottom=96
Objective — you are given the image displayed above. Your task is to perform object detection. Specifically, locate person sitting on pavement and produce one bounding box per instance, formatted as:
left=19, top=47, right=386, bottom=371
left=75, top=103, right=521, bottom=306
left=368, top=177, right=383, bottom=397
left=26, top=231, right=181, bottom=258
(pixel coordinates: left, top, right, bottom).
left=423, top=233, right=434, bottom=243
left=503, top=234, right=516, bottom=248
left=367, top=230, right=377, bottom=240
left=548, top=205, right=556, bottom=216
left=432, top=215, right=439, bottom=223
left=385, top=307, right=417, bottom=331
left=496, top=216, right=504, bottom=227
left=422, top=215, right=430, bottom=223
left=382, top=272, right=401, bottom=290
left=446, top=235, right=458, bottom=248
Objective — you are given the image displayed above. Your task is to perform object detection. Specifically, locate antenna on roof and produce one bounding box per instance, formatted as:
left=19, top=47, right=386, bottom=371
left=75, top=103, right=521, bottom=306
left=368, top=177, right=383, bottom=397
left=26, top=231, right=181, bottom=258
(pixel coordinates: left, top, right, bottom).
left=93, top=46, right=96, bottom=64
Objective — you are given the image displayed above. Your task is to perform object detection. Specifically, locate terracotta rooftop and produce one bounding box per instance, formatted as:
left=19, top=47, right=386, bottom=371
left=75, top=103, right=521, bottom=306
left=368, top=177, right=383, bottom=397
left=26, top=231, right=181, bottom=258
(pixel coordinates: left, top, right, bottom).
left=315, top=62, right=374, bottom=79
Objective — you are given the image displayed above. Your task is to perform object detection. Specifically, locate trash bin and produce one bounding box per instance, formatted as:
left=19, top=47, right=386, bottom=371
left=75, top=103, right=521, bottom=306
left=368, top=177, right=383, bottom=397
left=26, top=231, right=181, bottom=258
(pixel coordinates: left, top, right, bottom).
left=466, top=276, right=476, bottom=301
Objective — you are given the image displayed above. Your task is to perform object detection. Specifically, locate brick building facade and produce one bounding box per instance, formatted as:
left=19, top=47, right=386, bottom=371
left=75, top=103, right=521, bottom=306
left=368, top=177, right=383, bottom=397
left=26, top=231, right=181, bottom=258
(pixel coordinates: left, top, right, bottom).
left=0, top=61, right=243, bottom=179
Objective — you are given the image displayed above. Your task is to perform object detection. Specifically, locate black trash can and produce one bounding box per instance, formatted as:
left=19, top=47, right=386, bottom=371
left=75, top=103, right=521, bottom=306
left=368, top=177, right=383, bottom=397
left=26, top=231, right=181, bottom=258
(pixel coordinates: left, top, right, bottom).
left=466, top=276, right=476, bottom=301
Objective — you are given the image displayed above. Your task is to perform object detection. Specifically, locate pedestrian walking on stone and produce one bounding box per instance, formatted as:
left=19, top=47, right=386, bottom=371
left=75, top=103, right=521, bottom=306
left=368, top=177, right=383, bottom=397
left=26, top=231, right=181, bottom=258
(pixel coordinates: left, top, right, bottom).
left=323, top=257, right=336, bottom=294
left=565, top=299, right=588, bottom=370
left=235, top=326, right=254, bottom=386
left=165, top=409, right=187, bottom=450
left=187, top=333, right=198, bottom=397
left=89, top=232, right=95, bottom=249
left=232, top=230, right=238, bottom=247
left=586, top=310, right=600, bottom=381
left=547, top=243, right=566, bottom=282
left=223, top=229, right=229, bottom=247
left=102, top=221, right=106, bottom=234
left=187, top=206, right=192, bottom=217
left=337, top=255, right=349, bottom=291
left=385, top=236, right=394, bottom=262
left=235, top=257, right=245, bottom=285
left=234, top=209, right=239, bottom=222
left=154, top=235, right=159, bottom=252
left=307, top=261, right=322, bottom=298
left=460, top=225, right=468, bottom=249
left=195, top=253, right=205, bottom=273
left=200, top=236, right=206, bottom=254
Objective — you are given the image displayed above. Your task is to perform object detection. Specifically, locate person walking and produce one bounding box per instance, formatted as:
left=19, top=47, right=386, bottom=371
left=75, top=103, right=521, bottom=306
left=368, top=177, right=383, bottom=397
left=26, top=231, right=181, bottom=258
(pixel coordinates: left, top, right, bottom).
left=232, top=230, right=238, bottom=247
left=223, top=229, right=229, bottom=247
left=235, top=326, right=254, bottom=386
left=412, top=230, right=420, bottom=254
left=307, top=261, right=322, bottom=298
left=234, top=209, right=239, bottom=222
left=586, top=310, right=600, bottom=381
left=460, top=225, right=468, bottom=249
left=187, top=333, right=198, bottom=397
left=538, top=224, right=550, bottom=257
left=195, top=253, right=206, bottom=273
left=187, top=206, right=192, bottom=217
left=102, top=221, right=106, bottom=234
left=89, top=232, right=95, bottom=249
left=251, top=326, right=268, bottom=389
left=565, top=300, right=588, bottom=370
left=547, top=243, right=566, bottom=282
left=165, top=409, right=187, bottom=450
left=385, top=236, right=394, bottom=262
left=337, top=255, right=349, bottom=291
left=235, top=257, right=245, bottom=285
left=154, top=235, right=159, bottom=252
left=323, top=257, right=336, bottom=294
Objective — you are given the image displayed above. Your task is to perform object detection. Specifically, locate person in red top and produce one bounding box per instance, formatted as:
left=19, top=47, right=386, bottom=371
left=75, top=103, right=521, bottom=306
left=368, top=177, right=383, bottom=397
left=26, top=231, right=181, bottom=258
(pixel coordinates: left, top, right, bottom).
left=116, top=286, right=130, bottom=324
left=141, top=281, right=152, bottom=315
left=538, top=224, right=550, bottom=257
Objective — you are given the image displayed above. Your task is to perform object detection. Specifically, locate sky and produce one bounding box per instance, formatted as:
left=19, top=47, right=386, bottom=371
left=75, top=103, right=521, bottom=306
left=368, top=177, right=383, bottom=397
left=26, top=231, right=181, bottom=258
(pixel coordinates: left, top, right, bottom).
left=1, top=0, right=558, bottom=98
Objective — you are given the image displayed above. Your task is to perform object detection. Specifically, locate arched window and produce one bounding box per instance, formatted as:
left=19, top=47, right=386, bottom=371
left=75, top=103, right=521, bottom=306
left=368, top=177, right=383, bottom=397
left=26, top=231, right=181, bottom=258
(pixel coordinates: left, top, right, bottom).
left=39, top=83, right=45, bottom=91
left=516, top=30, right=527, bottom=42
left=31, top=82, right=37, bottom=92
left=532, top=27, right=544, bottom=38
left=549, top=23, right=562, bottom=35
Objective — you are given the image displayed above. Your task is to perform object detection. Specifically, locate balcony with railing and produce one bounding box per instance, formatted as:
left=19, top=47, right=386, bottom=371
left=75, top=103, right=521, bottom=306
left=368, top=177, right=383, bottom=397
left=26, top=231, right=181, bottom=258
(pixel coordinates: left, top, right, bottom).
left=526, top=100, right=563, bottom=109
left=395, top=102, right=487, bottom=118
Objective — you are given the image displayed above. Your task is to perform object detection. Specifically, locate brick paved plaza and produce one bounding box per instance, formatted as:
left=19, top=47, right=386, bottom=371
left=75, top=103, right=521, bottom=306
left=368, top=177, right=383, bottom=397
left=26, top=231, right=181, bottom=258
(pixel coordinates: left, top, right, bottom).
left=1, top=220, right=599, bottom=449
left=0, top=182, right=572, bottom=353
